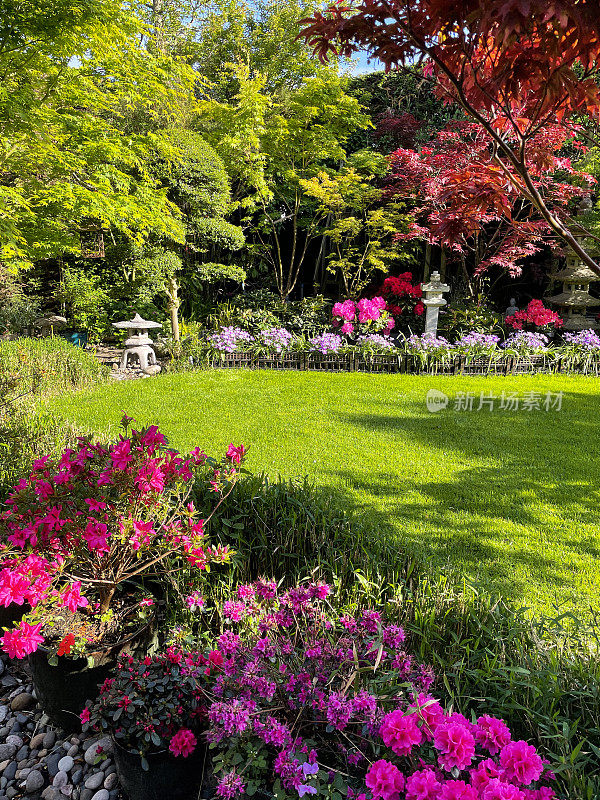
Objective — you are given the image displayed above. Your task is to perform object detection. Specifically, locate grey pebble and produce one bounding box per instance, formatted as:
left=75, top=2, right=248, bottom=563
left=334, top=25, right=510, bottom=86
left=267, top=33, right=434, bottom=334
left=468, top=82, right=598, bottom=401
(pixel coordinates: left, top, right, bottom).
left=6, top=787, right=17, bottom=798
left=15, top=746, right=28, bottom=761
left=53, top=771, right=68, bottom=788
left=0, top=708, right=7, bottom=724
left=0, top=747, right=16, bottom=762
left=102, top=774, right=117, bottom=791
left=71, top=770, right=83, bottom=786
left=25, top=769, right=45, bottom=792
left=3, top=764, right=16, bottom=782
left=16, top=714, right=28, bottom=725
left=46, top=752, right=62, bottom=778
left=42, top=788, right=60, bottom=800
left=90, top=790, right=109, bottom=800
left=0, top=779, right=5, bottom=790
left=79, top=789, right=94, bottom=800
left=58, top=756, right=73, bottom=773
left=84, top=773, right=103, bottom=790
left=67, top=746, right=78, bottom=758
left=42, top=732, right=56, bottom=750
left=4, top=737, right=21, bottom=749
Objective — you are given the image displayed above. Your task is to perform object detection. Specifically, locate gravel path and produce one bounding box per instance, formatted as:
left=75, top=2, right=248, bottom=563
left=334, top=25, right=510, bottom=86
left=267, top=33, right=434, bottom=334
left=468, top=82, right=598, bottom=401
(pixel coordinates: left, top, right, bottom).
left=0, top=653, right=122, bottom=800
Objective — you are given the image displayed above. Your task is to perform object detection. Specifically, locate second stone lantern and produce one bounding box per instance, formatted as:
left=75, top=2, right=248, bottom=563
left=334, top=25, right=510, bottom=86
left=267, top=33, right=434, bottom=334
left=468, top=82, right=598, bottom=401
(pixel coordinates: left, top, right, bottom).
left=421, top=271, right=450, bottom=336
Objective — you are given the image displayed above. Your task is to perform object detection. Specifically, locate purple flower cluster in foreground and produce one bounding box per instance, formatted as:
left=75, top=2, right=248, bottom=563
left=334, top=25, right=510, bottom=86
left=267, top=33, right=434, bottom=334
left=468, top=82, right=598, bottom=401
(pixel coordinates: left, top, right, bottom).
left=208, top=326, right=254, bottom=353
left=310, top=333, right=343, bottom=354
left=259, top=327, right=293, bottom=353
left=563, top=329, right=600, bottom=349
left=502, top=330, right=549, bottom=351
left=405, top=334, right=453, bottom=352
left=357, top=334, right=395, bottom=350
left=456, top=331, right=501, bottom=349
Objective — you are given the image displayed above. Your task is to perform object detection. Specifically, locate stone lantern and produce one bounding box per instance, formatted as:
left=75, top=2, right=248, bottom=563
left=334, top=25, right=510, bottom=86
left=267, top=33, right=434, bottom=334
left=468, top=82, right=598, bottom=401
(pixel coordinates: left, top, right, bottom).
left=113, top=313, right=162, bottom=371
left=421, top=271, right=450, bottom=336
left=546, top=196, right=600, bottom=331
left=546, top=259, right=600, bottom=331
left=34, top=315, right=68, bottom=337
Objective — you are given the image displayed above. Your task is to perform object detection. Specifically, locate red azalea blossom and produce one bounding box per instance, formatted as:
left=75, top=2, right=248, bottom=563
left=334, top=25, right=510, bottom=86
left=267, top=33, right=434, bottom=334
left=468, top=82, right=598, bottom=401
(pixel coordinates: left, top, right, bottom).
left=57, top=633, right=75, bottom=656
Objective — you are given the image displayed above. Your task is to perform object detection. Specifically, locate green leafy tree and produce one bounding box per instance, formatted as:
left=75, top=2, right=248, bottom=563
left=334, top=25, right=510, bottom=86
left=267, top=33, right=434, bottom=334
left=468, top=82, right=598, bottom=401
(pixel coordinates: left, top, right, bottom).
left=150, top=130, right=245, bottom=339
left=300, top=151, right=414, bottom=297
left=201, top=69, right=371, bottom=302
left=0, top=1, right=198, bottom=274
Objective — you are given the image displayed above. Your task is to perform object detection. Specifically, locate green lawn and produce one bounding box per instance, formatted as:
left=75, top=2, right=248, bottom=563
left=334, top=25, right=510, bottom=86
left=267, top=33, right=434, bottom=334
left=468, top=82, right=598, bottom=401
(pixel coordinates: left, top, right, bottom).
left=46, top=370, right=600, bottom=614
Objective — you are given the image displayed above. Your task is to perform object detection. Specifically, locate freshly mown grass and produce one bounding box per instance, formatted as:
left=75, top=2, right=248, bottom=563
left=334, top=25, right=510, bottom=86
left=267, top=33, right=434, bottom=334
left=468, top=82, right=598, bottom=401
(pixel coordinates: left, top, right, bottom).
left=45, top=369, right=600, bottom=614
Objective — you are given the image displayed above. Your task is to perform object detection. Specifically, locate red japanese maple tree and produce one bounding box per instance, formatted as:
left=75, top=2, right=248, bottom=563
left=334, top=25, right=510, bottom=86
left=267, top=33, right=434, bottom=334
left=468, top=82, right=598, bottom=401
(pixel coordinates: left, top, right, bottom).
left=300, top=0, right=600, bottom=275
left=384, top=120, right=594, bottom=279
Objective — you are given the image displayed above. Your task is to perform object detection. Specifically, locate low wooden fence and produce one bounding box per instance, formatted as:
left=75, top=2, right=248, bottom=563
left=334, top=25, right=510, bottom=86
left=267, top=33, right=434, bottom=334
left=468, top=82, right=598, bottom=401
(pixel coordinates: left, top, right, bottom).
left=201, top=352, right=600, bottom=376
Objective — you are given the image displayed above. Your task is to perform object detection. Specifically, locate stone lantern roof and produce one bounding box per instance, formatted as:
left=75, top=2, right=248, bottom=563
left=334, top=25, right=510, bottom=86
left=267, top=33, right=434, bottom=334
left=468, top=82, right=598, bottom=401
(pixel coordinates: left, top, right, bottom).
left=112, top=313, right=162, bottom=331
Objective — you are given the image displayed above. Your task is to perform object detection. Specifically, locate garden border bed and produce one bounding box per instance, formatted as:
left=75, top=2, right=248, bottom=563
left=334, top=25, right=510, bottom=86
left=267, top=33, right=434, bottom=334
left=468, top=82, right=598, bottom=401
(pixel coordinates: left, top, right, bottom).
left=200, top=353, right=600, bottom=375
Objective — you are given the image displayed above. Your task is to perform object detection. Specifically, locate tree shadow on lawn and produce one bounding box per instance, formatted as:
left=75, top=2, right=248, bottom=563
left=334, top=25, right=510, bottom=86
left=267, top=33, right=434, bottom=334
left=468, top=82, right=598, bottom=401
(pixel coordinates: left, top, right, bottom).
left=330, top=391, right=600, bottom=608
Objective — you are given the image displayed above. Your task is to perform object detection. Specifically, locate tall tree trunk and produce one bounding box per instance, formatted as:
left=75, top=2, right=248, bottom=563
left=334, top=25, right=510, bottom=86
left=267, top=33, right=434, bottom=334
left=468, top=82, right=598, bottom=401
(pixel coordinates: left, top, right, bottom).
left=166, top=276, right=180, bottom=342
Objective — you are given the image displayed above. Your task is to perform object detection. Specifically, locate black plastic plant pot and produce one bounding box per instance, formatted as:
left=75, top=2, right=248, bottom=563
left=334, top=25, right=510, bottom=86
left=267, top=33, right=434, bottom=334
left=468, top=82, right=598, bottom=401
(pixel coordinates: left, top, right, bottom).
left=28, top=613, right=157, bottom=732
left=113, top=739, right=206, bottom=800
left=28, top=648, right=114, bottom=732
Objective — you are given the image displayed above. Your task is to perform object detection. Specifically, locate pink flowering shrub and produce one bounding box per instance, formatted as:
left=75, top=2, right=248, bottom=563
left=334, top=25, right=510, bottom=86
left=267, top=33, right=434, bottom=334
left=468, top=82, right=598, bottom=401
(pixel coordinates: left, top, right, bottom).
left=332, top=297, right=395, bottom=337
left=81, top=648, right=209, bottom=769
left=504, top=300, right=562, bottom=332
left=201, top=579, right=435, bottom=800
left=0, top=415, right=245, bottom=659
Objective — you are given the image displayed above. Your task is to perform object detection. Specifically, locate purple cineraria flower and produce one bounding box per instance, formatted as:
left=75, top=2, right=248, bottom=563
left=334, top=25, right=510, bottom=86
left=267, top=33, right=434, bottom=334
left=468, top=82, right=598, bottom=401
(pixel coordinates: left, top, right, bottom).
left=502, top=330, right=548, bottom=351
left=404, top=334, right=453, bottom=352
left=208, top=326, right=254, bottom=353
left=563, top=329, right=600, bottom=349
left=216, top=772, right=245, bottom=800
left=357, top=334, right=395, bottom=350
left=259, top=327, right=294, bottom=353
left=455, top=331, right=500, bottom=349
left=309, top=333, right=343, bottom=354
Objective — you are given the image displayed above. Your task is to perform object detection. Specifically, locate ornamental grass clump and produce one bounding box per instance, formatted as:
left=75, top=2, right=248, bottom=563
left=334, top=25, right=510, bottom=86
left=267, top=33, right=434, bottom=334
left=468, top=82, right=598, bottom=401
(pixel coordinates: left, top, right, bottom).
left=0, top=415, right=246, bottom=661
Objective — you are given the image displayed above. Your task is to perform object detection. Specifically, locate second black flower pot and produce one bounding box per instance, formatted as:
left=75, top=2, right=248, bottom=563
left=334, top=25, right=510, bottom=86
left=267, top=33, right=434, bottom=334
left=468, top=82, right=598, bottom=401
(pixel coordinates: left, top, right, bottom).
left=28, top=613, right=157, bottom=732
left=113, top=739, right=206, bottom=800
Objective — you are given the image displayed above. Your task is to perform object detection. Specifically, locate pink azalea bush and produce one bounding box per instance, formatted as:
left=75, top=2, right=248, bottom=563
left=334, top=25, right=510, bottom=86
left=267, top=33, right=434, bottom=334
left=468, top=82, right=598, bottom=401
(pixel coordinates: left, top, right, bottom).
left=332, top=297, right=395, bottom=337
left=0, top=415, right=245, bottom=659
left=365, top=703, right=556, bottom=800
